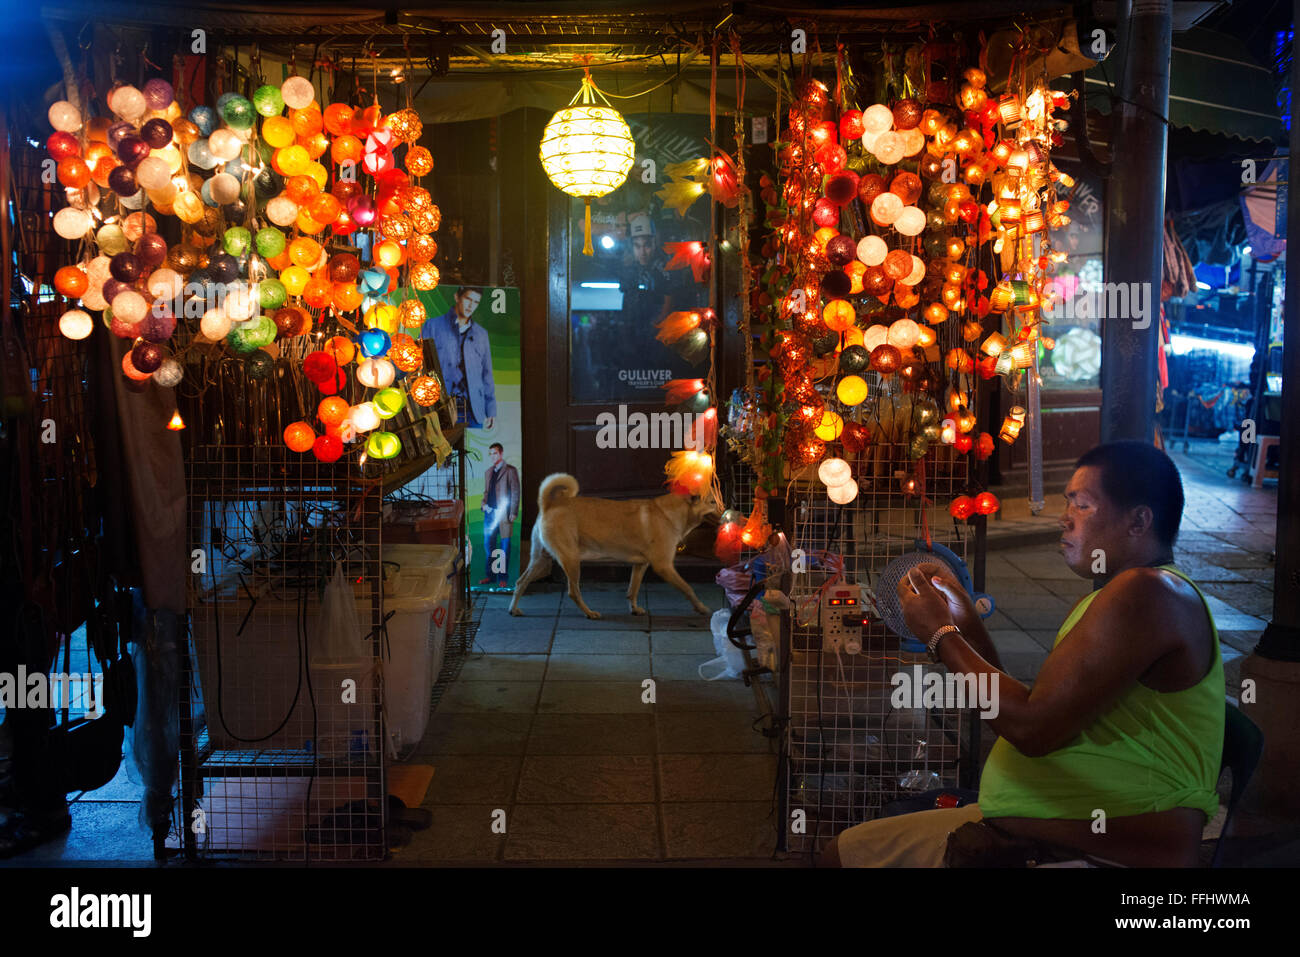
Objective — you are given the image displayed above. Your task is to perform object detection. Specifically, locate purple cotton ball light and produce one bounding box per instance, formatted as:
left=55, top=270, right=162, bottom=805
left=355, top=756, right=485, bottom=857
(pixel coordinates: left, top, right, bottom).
left=142, top=78, right=174, bottom=110
left=139, top=308, right=176, bottom=343
left=130, top=341, right=164, bottom=373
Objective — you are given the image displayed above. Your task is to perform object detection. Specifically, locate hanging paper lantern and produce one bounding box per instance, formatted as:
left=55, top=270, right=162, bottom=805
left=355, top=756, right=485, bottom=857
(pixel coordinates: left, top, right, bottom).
left=539, top=73, right=636, bottom=255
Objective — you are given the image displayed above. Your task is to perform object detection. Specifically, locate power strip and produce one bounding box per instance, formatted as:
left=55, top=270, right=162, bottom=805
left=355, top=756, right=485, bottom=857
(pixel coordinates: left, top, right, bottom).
left=820, top=584, right=867, bottom=655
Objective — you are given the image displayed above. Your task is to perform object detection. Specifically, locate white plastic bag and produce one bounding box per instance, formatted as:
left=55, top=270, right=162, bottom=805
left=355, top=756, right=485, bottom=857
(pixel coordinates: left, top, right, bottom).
left=316, top=562, right=367, bottom=662
left=698, top=608, right=747, bottom=680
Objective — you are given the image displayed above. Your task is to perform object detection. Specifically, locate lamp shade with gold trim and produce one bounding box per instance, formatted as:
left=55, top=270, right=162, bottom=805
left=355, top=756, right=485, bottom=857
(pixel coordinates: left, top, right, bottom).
left=540, top=73, right=635, bottom=255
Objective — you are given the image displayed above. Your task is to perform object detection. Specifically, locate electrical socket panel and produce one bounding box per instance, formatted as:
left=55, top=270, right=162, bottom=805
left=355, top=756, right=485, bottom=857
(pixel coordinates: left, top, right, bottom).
left=820, top=584, right=868, bottom=654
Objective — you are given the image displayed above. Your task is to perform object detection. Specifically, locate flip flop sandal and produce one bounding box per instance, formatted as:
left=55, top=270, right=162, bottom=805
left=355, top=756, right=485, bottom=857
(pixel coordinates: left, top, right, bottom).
left=387, top=794, right=433, bottom=831
left=0, top=809, right=72, bottom=859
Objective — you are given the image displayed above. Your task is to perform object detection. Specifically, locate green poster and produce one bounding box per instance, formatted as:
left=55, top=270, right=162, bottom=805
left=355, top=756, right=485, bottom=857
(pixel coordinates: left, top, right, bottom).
left=415, top=285, right=522, bottom=591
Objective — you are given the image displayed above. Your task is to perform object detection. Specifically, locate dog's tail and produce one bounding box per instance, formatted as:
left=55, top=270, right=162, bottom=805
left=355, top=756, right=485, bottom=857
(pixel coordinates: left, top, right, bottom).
left=538, top=473, right=579, bottom=512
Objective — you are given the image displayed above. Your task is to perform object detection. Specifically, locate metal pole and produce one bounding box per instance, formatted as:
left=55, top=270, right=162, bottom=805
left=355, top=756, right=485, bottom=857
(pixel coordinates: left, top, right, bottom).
left=1099, top=0, right=1172, bottom=443
left=1237, top=3, right=1300, bottom=822
left=1254, top=7, right=1300, bottom=664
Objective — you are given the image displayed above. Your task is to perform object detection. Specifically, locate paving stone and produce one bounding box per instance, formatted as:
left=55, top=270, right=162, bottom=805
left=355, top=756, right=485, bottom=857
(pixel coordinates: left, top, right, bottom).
left=550, top=630, right=651, bottom=654
left=662, top=801, right=776, bottom=859
left=422, top=755, right=522, bottom=805
left=503, top=804, right=660, bottom=861
left=544, top=653, right=652, bottom=682
left=516, top=755, right=656, bottom=804
left=526, top=713, right=655, bottom=755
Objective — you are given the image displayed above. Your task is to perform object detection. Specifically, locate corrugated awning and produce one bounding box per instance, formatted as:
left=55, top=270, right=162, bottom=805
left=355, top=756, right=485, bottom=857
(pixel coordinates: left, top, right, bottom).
left=1086, top=26, right=1284, bottom=145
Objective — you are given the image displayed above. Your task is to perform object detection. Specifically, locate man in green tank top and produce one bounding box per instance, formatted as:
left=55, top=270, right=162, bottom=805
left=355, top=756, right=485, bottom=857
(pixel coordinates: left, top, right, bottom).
left=825, top=441, right=1223, bottom=867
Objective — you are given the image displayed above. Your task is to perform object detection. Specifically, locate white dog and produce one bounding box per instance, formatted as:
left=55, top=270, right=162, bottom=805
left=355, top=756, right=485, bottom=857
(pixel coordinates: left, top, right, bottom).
left=509, top=473, right=719, bottom=619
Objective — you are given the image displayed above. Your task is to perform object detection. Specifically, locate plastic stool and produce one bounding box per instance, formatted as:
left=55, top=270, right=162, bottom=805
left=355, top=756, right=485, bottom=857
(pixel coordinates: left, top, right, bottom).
left=1252, top=436, right=1280, bottom=488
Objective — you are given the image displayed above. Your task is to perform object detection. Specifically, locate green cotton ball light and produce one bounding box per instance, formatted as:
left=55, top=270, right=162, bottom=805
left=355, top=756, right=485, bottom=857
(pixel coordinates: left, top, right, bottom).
left=373, top=387, right=406, bottom=419
left=252, top=84, right=285, bottom=117
left=227, top=315, right=277, bottom=353
left=364, top=431, right=402, bottom=460
left=258, top=278, right=287, bottom=310
left=220, top=94, right=256, bottom=131
left=222, top=226, right=252, bottom=257
left=254, top=227, right=286, bottom=258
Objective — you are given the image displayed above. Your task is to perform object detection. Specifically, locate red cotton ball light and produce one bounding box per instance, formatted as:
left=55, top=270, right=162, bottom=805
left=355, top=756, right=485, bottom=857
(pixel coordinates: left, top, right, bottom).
left=824, top=170, right=860, bottom=206
left=869, top=343, right=902, bottom=374
left=857, top=173, right=886, bottom=207
left=825, top=235, right=857, bottom=268
left=312, top=433, right=343, bottom=463
left=949, top=496, right=976, bottom=520
left=302, top=351, right=340, bottom=384
left=975, top=432, right=995, bottom=460
left=839, top=109, right=865, bottom=141
left=812, top=199, right=839, bottom=228
left=974, top=492, right=1001, bottom=515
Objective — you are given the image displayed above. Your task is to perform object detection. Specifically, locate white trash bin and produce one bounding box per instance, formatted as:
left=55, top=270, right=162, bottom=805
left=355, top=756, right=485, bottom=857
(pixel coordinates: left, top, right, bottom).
left=382, top=545, right=459, bottom=757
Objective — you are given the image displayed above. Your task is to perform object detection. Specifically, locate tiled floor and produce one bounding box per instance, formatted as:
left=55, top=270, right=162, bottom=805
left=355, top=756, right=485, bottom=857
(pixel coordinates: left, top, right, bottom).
left=394, top=579, right=784, bottom=864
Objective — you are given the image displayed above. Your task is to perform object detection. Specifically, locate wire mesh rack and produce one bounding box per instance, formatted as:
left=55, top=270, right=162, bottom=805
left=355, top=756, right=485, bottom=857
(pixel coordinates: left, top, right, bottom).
left=177, top=445, right=386, bottom=862
left=778, top=373, right=977, bottom=857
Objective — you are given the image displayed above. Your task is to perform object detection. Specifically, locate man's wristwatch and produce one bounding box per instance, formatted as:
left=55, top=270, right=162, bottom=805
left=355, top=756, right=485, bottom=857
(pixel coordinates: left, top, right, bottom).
left=926, top=624, right=961, bottom=663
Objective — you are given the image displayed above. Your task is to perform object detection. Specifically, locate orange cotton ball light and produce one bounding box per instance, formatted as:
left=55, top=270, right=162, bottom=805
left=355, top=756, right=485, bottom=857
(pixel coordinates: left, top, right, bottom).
left=410, top=375, right=442, bottom=407
left=974, top=492, right=1001, bottom=515
left=317, top=396, right=350, bottom=428
left=284, top=421, right=316, bottom=453
left=822, top=299, right=855, bottom=332
left=325, top=336, right=356, bottom=365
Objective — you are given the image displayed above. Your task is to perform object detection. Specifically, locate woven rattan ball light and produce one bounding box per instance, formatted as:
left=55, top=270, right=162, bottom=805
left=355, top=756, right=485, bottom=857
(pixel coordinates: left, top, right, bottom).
left=539, top=71, right=635, bottom=255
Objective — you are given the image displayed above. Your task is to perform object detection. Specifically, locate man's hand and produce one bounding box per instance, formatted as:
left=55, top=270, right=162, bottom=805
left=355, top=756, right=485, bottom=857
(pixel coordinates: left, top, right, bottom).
left=897, top=567, right=955, bottom=640
left=912, top=561, right=981, bottom=635
left=484, top=417, right=495, bottom=429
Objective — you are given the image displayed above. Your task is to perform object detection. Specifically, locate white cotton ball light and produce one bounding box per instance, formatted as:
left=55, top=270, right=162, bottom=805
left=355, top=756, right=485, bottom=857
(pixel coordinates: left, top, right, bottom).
left=153, top=359, right=184, bottom=387
left=280, top=76, right=315, bottom=110
left=146, top=268, right=184, bottom=301
left=207, top=129, right=242, bottom=162
left=872, top=131, right=904, bottom=165
left=893, top=206, right=926, bottom=237
left=200, top=307, right=231, bottom=340
left=887, top=318, right=922, bottom=349
left=870, top=191, right=903, bottom=227
left=349, top=402, right=380, bottom=433
left=58, top=309, right=93, bottom=340
left=901, top=255, right=927, bottom=286
left=208, top=172, right=241, bottom=205
left=265, top=195, right=299, bottom=227
left=134, top=156, right=171, bottom=191
left=222, top=284, right=256, bottom=321
left=48, top=101, right=82, bottom=132
left=862, top=104, right=893, bottom=134
left=110, top=290, right=148, bottom=325
left=900, top=128, right=926, bottom=157
left=827, top=480, right=859, bottom=505
left=109, top=85, right=146, bottom=121
left=864, top=325, right=889, bottom=352
left=857, top=235, right=887, bottom=266
left=818, top=457, right=852, bottom=488
left=52, top=207, right=92, bottom=240
left=860, top=129, right=881, bottom=154
left=356, top=358, right=395, bottom=389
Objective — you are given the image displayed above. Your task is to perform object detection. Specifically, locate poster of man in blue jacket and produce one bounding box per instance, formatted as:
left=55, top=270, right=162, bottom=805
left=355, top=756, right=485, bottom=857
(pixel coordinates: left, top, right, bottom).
left=420, top=286, right=496, bottom=429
